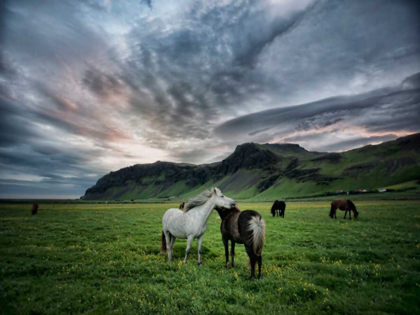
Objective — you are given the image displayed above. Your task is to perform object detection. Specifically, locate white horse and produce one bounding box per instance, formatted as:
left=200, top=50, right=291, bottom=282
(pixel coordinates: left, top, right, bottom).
left=161, top=187, right=236, bottom=265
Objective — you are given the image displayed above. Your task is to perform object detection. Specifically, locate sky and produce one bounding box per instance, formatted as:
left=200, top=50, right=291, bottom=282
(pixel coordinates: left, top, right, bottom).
left=0, top=0, right=419, bottom=199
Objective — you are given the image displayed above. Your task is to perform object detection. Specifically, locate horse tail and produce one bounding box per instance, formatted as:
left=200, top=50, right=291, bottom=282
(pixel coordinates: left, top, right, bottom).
left=248, top=215, right=265, bottom=256
left=160, top=231, right=167, bottom=253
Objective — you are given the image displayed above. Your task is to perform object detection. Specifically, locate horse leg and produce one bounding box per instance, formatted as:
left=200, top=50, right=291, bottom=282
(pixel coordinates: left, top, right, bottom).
left=164, top=231, right=173, bottom=261
left=184, top=235, right=194, bottom=264
left=231, top=241, right=236, bottom=267
left=245, top=246, right=257, bottom=280
left=197, top=234, right=204, bottom=266
left=344, top=210, right=347, bottom=219
left=222, top=236, right=230, bottom=269
left=169, top=234, right=176, bottom=261
left=334, top=210, right=337, bottom=219
left=257, top=255, right=262, bottom=279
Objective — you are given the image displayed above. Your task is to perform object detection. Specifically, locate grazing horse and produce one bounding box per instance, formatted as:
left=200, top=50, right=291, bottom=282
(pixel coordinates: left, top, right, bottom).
left=179, top=201, right=185, bottom=210
left=161, top=188, right=236, bottom=265
left=329, top=200, right=359, bottom=220
left=271, top=200, right=286, bottom=218
left=215, top=206, right=266, bottom=279
left=31, top=203, right=39, bottom=215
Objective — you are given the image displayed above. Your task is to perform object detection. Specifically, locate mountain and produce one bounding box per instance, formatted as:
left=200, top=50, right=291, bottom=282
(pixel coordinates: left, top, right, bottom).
left=82, top=133, right=420, bottom=200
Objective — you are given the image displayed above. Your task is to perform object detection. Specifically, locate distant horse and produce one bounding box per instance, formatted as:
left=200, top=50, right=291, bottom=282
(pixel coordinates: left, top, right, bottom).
left=329, top=200, right=358, bottom=220
left=215, top=206, right=266, bottom=280
left=271, top=200, right=286, bottom=218
left=179, top=201, right=185, bottom=210
left=161, top=188, right=236, bottom=265
left=31, top=203, right=39, bottom=215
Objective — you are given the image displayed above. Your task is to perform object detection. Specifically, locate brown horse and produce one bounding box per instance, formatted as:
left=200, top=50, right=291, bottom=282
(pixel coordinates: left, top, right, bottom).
left=31, top=203, right=39, bottom=215
left=330, top=200, right=358, bottom=220
left=271, top=200, right=286, bottom=218
left=179, top=201, right=185, bottom=210
left=215, top=206, right=265, bottom=279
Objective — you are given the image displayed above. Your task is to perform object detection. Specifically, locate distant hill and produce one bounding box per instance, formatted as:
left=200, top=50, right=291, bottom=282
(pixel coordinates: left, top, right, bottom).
left=82, top=133, right=420, bottom=201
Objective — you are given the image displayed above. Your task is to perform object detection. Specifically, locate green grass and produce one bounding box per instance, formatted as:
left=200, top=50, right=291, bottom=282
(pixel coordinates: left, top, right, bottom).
left=1, top=201, right=420, bottom=314
left=386, top=180, right=419, bottom=190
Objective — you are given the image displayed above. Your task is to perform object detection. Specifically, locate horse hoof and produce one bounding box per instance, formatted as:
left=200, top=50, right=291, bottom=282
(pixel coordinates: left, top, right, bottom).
left=198, top=262, right=203, bottom=266
left=226, top=264, right=230, bottom=269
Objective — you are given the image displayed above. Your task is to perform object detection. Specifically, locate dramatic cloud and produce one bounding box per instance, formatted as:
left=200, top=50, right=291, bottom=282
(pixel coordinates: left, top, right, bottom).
left=0, top=0, right=419, bottom=198
left=215, top=78, right=420, bottom=152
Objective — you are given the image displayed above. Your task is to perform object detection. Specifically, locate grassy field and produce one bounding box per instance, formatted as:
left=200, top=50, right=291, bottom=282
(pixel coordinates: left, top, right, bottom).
left=1, top=200, right=419, bottom=314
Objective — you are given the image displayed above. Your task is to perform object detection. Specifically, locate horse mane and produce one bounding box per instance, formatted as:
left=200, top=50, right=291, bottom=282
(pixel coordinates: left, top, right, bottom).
left=347, top=200, right=357, bottom=213
left=184, top=189, right=215, bottom=212
left=271, top=200, right=279, bottom=212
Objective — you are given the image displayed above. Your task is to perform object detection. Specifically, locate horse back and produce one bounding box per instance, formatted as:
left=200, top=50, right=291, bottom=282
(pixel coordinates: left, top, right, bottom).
left=279, top=201, right=286, bottom=210
left=332, top=200, right=354, bottom=211
left=162, top=208, right=188, bottom=238
left=272, top=200, right=285, bottom=210
left=162, top=208, right=184, bottom=225
left=31, top=203, right=38, bottom=214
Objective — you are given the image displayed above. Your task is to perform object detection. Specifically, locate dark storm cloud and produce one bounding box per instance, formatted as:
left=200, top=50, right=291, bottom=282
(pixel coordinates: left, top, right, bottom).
left=0, top=172, right=97, bottom=198
left=0, top=94, right=41, bottom=147
left=0, top=141, right=105, bottom=198
left=315, top=135, right=399, bottom=153
left=118, top=0, right=319, bottom=147
left=0, top=0, right=419, bottom=197
left=83, top=68, right=123, bottom=97
left=115, top=0, right=420, bottom=160
left=215, top=76, right=420, bottom=151
left=283, top=133, right=399, bottom=152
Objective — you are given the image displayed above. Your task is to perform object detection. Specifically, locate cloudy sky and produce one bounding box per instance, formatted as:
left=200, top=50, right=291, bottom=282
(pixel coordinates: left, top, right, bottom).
left=0, top=0, right=419, bottom=198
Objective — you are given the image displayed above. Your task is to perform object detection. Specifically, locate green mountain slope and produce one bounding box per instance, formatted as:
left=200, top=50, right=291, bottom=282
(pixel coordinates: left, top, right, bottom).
left=82, top=133, right=420, bottom=200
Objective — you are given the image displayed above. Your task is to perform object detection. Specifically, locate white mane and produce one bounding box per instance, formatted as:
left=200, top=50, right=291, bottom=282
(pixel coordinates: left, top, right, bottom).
left=184, top=188, right=219, bottom=212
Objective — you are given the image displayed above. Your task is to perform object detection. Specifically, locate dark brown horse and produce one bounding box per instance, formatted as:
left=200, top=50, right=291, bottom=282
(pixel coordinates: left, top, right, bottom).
left=31, top=203, right=39, bottom=215
left=215, top=206, right=265, bottom=279
left=330, top=200, right=358, bottom=220
left=271, top=200, right=286, bottom=218
left=179, top=201, right=185, bottom=210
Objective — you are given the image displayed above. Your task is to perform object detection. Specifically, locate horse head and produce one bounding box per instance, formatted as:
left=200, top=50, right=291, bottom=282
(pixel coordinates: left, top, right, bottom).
left=353, top=209, right=359, bottom=220
left=212, top=187, right=236, bottom=210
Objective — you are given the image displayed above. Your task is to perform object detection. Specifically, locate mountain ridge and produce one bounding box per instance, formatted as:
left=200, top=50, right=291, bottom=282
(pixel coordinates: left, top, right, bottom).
left=82, top=133, right=420, bottom=200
